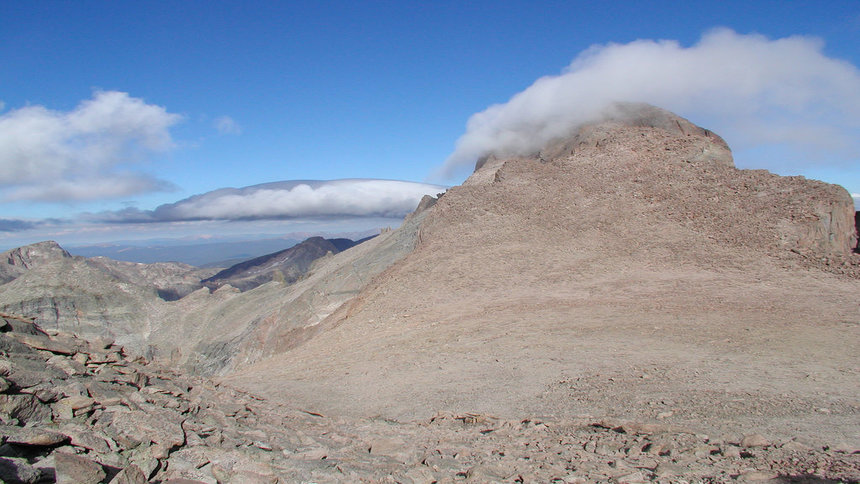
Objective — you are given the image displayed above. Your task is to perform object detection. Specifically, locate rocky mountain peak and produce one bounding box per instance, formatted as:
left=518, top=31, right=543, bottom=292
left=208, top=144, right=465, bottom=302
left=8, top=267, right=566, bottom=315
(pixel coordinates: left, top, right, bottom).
left=2, top=241, right=71, bottom=269
left=468, top=103, right=855, bottom=257
left=476, top=102, right=733, bottom=172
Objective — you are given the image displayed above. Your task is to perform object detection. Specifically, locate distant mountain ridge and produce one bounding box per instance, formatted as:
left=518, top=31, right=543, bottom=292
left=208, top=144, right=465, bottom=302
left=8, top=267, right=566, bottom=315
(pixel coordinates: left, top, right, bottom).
left=68, top=237, right=301, bottom=266
left=202, top=236, right=374, bottom=292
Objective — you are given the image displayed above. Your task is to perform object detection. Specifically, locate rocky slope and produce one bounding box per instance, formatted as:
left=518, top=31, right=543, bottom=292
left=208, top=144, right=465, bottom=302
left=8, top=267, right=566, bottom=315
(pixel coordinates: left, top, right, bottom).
left=148, top=216, right=427, bottom=375
left=0, top=243, right=217, bottom=349
left=0, top=233, right=403, bottom=374
left=226, top=104, right=860, bottom=472
left=0, top=314, right=857, bottom=483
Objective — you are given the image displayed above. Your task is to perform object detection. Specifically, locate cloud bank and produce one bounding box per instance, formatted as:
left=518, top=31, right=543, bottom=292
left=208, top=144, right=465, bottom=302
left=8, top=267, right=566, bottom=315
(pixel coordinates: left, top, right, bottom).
left=0, top=219, right=38, bottom=232
left=440, top=28, right=860, bottom=178
left=0, top=91, right=182, bottom=201
left=93, top=179, right=446, bottom=223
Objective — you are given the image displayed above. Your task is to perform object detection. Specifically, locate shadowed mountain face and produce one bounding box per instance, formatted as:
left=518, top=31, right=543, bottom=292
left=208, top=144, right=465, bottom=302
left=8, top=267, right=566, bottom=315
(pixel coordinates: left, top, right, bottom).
left=201, top=236, right=369, bottom=292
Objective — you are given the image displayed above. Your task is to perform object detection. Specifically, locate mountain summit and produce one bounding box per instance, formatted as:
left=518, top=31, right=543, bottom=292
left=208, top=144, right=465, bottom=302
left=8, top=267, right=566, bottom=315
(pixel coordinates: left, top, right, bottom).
left=228, top=104, right=859, bottom=446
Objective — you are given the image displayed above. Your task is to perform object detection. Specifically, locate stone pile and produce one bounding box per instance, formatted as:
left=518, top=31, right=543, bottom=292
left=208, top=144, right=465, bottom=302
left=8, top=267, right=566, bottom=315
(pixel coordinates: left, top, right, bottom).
left=0, top=312, right=857, bottom=483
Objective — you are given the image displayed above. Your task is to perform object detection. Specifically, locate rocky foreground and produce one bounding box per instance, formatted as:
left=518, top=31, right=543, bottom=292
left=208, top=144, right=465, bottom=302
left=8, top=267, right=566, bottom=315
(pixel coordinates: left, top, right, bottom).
left=0, top=314, right=856, bottom=483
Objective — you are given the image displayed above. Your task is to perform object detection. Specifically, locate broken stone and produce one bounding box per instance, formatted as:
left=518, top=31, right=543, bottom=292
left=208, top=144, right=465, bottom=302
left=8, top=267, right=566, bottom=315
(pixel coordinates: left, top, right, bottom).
left=106, top=408, right=186, bottom=449
left=109, top=464, right=148, bottom=484
left=47, top=354, right=88, bottom=376
left=0, top=394, right=52, bottom=424
left=0, top=455, right=45, bottom=483
left=54, top=451, right=106, bottom=484
left=0, top=425, right=69, bottom=447
left=59, top=424, right=113, bottom=453
left=740, top=434, right=769, bottom=448
left=53, top=396, right=96, bottom=420
left=9, top=333, right=74, bottom=355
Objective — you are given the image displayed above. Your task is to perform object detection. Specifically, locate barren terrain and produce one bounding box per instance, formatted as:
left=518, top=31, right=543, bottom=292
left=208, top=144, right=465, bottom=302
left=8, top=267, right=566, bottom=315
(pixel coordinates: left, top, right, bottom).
left=0, top=105, right=857, bottom=482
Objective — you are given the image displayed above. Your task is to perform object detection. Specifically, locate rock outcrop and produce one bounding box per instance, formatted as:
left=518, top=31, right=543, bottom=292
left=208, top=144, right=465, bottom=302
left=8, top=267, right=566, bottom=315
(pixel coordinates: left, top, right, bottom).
left=0, top=243, right=217, bottom=353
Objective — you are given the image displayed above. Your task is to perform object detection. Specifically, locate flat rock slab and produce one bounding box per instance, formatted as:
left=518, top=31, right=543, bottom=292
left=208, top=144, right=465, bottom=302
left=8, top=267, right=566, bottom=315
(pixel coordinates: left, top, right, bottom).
left=107, top=409, right=186, bottom=448
left=54, top=451, right=106, bottom=484
left=0, top=424, right=69, bottom=446
left=9, top=333, right=74, bottom=355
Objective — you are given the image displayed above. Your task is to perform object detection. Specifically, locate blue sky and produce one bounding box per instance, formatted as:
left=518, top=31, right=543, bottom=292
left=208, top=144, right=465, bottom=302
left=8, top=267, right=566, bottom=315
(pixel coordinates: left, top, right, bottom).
left=1, top=1, right=859, bottom=249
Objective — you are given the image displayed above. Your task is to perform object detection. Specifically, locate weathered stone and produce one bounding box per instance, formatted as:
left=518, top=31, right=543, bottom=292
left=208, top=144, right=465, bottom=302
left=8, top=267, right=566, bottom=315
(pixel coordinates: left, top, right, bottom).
left=59, top=424, right=113, bottom=453
left=107, top=408, right=186, bottom=449
left=0, top=455, right=45, bottom=483
left=109, top=464, right=148, bottom=484
left=128, top=445, right=160, bottom=480
left=54, top=451, right=106, bottom=484
left=740, top=434, right=770, bottom=448
left=9, top=333, right=74, bottom=355
left=368, top=437, right=421, bottom=464
left=0, top=425, right=69, bottom=447
left=53, top=396, right=96, bottom=420
left=47, top=355, right=87, bottom=376
left=0, top=394, right=52, bottom=424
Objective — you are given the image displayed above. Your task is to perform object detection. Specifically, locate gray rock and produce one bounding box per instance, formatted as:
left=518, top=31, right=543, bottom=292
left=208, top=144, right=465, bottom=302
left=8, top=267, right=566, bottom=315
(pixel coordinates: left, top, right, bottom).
left=54, top=451, right=106, bottom=484
left=740, top=434, right=769, bottom=448
left=106, top=408, right=186, bottom=448
left=0, top=455, right=45, bottom=483
left=109, top=464, right=148, bottom=484
left=9, top=333, right=74, bottom=355
left=0, top=425, right=69, bottom=447
left=0, top=394, right=52, bottom=424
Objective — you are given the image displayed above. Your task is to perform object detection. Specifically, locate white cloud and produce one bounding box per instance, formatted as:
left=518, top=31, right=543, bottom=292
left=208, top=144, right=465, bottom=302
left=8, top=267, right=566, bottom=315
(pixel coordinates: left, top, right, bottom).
left=94, top=179, right=447, bottom=222
left=4, top=174, right=176, bottom=202
left=440, top=29, right=860, bottom=178
left=0, top=91, right=182, bottom=201
left=214, top=115, right=241, bottom=135
left=851, top=193, right=860, bottom=210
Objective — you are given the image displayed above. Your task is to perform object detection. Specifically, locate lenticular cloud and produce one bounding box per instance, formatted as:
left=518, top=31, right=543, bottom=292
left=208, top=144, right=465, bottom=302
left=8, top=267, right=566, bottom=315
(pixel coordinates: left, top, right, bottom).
left=439, top=28, right=860, bottom=178
left=95, top=179, right=447, bottom=223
